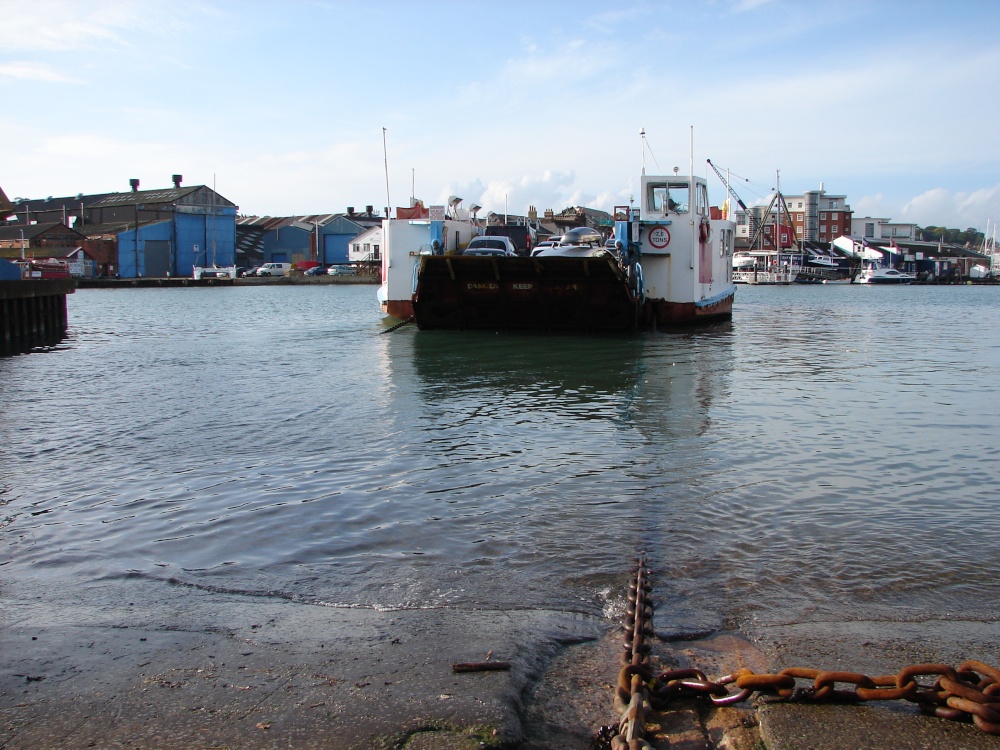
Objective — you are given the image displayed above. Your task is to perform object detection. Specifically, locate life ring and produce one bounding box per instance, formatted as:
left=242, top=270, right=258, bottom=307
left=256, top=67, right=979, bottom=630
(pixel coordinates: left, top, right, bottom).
left=699, top=218, right=711, bottom=245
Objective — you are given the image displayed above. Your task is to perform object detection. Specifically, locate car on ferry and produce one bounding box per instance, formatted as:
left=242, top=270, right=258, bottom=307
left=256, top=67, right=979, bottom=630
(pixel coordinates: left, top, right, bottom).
left=464, top=236, right=517, bottom=257
left=530, top=240, right=560, bottom=257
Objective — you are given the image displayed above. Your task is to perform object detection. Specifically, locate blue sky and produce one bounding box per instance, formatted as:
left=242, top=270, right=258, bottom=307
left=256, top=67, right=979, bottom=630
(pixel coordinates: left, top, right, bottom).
left=2, top=0, right=999, bottom=231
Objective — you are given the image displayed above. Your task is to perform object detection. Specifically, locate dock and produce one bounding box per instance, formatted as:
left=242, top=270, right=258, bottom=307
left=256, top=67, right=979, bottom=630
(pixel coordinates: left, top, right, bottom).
left=0, top=279, right=74, bottom=356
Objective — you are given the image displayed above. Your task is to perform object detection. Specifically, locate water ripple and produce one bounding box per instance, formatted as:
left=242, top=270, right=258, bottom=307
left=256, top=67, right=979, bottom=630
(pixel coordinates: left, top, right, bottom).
left=2, top=284, right=999, bottom=628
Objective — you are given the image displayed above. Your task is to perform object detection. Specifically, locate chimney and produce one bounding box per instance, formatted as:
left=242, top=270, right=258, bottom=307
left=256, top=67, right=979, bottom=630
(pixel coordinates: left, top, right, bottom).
left=528, top=205, right=537, bottom=220
left=172, top=174, right=183, bottom=188
left=366, top=205, right=374, bottom=215
left=129, top=178, right=140, bottom=192
left=544, top=209, right=554, bottom=220
left=347, top=206, right=355, bottom=216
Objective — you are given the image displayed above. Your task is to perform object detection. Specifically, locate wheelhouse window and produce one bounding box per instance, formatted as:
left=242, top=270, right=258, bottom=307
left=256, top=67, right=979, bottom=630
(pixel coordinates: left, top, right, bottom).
left=649, top=182, right=689, bottom=213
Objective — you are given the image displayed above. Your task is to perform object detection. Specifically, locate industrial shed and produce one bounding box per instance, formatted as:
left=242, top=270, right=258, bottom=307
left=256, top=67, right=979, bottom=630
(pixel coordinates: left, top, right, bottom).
left=7, top=177, right=238, bottom=278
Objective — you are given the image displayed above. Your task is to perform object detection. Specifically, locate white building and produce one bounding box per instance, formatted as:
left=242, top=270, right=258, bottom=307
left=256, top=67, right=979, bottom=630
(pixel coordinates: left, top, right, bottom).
left=348, top=226, right=383, bottom=263
left=850, top=216, right=918, bottom=241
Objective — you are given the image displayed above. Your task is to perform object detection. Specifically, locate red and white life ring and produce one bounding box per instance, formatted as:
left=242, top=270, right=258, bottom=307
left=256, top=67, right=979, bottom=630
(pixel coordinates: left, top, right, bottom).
left=699, top=218, right=711, bottom=245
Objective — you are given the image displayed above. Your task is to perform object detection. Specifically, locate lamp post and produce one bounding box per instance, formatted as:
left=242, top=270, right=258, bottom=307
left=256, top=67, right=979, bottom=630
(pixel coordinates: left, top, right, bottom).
left=130, top=178, right=140, bottom=277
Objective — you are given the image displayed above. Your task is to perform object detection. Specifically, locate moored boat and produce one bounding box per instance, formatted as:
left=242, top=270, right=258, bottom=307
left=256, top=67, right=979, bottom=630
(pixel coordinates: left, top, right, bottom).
left=379, top=165, right=736, bottom=331
left=193, top=265, right=236, bottom=280
left=858, top=265, right=915, bottom=284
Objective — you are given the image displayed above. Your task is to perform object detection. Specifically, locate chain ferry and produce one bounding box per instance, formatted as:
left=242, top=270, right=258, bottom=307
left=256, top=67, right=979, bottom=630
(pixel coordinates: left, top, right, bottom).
left=378, top=168, right=735, bottom=332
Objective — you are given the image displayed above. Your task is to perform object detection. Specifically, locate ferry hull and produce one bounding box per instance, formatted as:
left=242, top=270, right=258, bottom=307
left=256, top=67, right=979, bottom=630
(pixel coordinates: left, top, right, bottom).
left=641, top=288, right=734, bottom=327
left=384, top=298, right=414, bottom=319
left=412, top=255, right=640, bottom=332
left=408, top=255, right=732, bottom=332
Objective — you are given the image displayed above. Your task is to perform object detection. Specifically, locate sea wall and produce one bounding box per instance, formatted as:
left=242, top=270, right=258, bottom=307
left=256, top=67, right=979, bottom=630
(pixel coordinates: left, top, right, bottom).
left=0, top=280, right=74, bottom=356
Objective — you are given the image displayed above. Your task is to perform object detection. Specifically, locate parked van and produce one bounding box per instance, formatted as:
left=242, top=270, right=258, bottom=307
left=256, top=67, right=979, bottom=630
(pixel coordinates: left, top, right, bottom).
left=256, top=262, right=291, bottom=277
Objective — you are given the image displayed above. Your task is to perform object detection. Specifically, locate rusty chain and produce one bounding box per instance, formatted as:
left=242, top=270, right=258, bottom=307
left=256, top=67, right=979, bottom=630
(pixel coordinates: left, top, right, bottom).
left=594, top=560, right=1000, bottom=748
left=594, top=556, right=657, bottom=750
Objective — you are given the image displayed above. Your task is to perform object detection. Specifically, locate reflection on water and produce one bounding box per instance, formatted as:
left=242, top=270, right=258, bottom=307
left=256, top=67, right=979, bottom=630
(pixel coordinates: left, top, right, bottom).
left=1, top=285, right=998, bottom=635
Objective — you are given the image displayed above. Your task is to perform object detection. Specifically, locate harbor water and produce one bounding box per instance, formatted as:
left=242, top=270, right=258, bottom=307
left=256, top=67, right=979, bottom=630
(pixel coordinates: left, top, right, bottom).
left=2, top=283, right=999, bottom=637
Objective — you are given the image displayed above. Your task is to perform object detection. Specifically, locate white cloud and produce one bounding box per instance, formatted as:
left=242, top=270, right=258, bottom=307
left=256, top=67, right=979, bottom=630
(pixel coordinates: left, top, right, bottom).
left=0, top=1, right=133, bottom=52
left=900, top=186, right=1000, bottom=230
left=731, top=0, right=777, bottom=11
left=0, top=61, right=81, bottom=84
left=435, top=171, right=582, bottom=217
left=852, top=193, right=892, bottom=221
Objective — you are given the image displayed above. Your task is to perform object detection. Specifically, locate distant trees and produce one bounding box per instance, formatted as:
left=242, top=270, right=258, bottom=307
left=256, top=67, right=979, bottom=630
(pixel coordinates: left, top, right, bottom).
left=918, top=226, right=984, bottom=247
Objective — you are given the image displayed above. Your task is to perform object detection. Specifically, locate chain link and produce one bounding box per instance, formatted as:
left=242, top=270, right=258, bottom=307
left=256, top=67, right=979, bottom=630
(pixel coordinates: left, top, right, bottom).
left=594, top=560, right=1000, bottom=746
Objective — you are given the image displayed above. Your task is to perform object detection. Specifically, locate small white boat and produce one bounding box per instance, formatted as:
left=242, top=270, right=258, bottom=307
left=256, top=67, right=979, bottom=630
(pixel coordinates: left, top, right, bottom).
left=192, top=265, right=236, bottom=280
left=733, top=251, right=756, bottom=269
left=858, top=266, right=915, bottom=284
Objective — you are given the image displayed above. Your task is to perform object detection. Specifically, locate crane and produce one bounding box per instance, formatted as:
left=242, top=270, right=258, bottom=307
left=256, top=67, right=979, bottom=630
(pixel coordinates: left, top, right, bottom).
left=707, top=160, right=796, bottom=252
left=706, top=159, right=760, bottom=239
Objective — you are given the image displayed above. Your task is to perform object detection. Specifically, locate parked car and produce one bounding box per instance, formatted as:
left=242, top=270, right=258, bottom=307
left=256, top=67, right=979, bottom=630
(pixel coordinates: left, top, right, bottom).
left=256, top=262, right=291, bottom=277
left=304, top=265, right=328, bottom=276
left=327, top=265, right=356, bottom=275
left=464, top=236, right=517, bottom=256
left=240, top=266, right=259, bottom=277
left=530, top=240, right=560, bottom=257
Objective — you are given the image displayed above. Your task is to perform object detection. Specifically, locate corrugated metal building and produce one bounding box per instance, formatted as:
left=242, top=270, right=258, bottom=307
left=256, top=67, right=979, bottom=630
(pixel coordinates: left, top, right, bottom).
left=237, top=207, right=383, bottom=267
left=7, top=178, right=237, bottom=278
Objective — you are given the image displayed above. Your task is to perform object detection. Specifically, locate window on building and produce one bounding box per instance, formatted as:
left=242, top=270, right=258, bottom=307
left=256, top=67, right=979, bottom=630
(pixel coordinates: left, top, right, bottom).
left=831, top=200, right=839, bottom=208
left=373, top=244, right=380, bottom=260
left=865, top=223, right=875, bottom=237
left=820, top=212, right=827, bottom=220
left=737, top=213, right=747, bottom=226
left=820, top=225, right=826, bottom=234
left=830, top=212, right=838, bottom=220
left=797, top=213, right=803, bottom=222
left=797, top=202, right=803, bottom=208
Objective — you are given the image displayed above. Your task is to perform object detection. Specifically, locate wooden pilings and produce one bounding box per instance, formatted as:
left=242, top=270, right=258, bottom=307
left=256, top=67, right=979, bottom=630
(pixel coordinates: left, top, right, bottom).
left=0, top=280, right=74, bottom=356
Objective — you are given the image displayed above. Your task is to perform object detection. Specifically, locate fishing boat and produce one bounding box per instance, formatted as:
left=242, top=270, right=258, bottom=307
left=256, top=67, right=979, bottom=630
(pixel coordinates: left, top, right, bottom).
left=379, top=167, right=735, bottom=332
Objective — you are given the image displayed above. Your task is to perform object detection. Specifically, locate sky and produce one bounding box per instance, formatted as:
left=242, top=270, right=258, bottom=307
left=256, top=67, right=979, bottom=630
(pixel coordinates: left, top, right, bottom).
left=2, top=0, right=1000, bottom=232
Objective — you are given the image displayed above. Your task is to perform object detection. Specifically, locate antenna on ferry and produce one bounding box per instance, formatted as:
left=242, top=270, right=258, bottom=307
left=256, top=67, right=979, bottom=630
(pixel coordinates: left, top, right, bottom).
left=382, top=128, right=391, bottom=218
left=689, top=125, right=694, bottom=183
left=689, top=126, right=695, bottom=271
left=640, top=128, right=646, bottom=175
